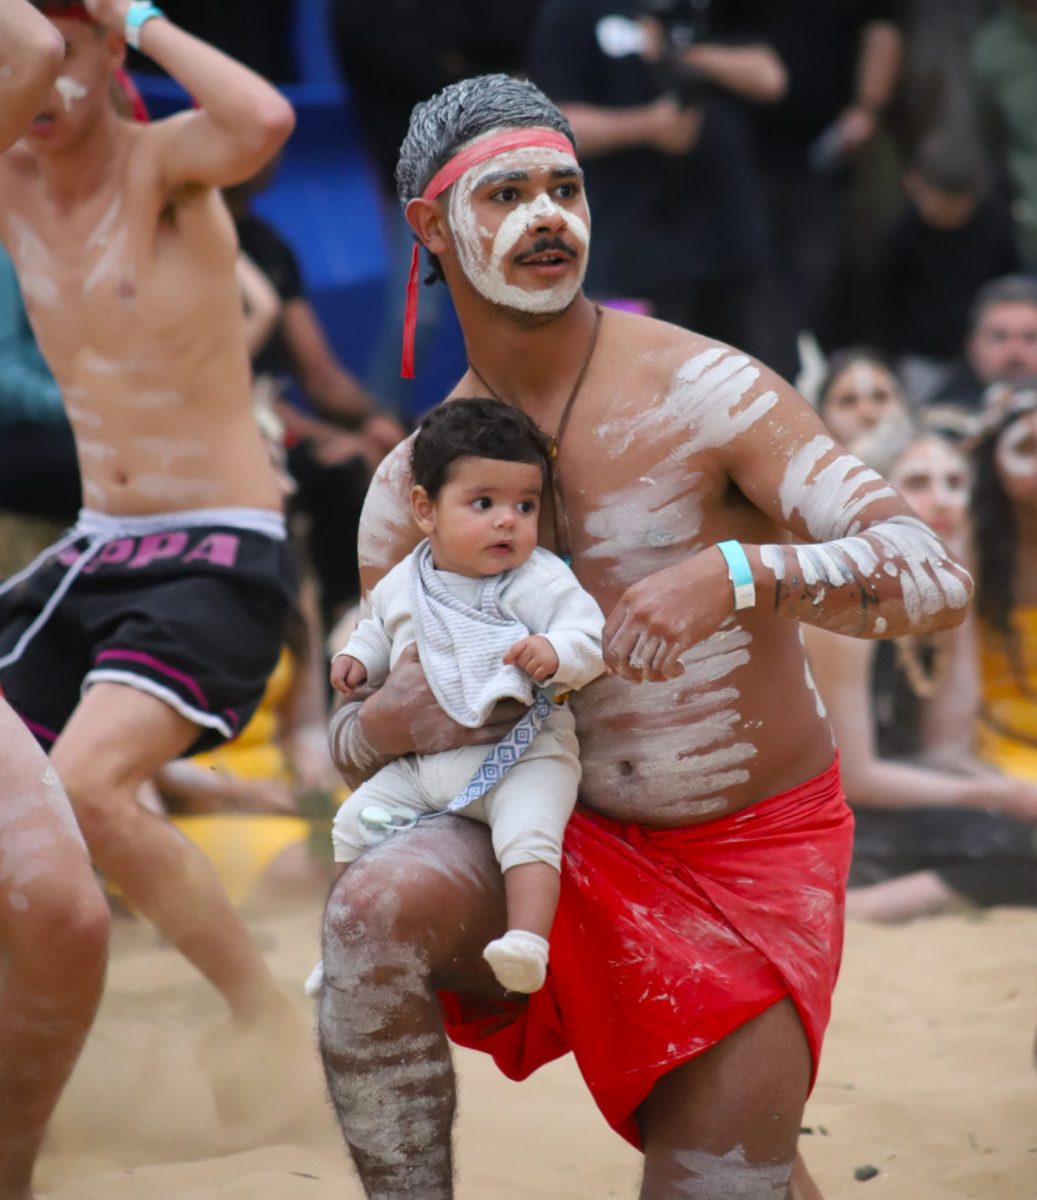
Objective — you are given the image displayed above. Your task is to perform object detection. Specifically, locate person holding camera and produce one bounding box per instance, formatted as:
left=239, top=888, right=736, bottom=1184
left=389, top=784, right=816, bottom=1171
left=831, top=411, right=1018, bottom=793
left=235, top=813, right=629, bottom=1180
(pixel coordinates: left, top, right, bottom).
left=526, top=0, right=795, bottom=377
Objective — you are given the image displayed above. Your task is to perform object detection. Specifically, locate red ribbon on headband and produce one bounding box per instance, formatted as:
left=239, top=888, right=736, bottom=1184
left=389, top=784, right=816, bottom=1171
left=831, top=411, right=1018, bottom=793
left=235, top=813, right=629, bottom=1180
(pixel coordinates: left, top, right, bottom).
left=400, top=127, right=576, bottom=379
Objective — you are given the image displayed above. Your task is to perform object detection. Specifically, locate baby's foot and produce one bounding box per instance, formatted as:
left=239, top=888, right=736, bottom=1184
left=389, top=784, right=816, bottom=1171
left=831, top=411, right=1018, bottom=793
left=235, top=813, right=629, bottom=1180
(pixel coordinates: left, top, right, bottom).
left=482, top=930, right=549, bottom=994
left=304, top=959, right=324, bottom=998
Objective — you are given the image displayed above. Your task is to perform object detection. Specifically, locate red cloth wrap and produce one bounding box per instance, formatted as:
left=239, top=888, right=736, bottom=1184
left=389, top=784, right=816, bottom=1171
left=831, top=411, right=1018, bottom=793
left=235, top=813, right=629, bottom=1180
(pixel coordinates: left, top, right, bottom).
left=400, top=127, right=576, bottom=379
left=440, top=755, right=853, bottom=1148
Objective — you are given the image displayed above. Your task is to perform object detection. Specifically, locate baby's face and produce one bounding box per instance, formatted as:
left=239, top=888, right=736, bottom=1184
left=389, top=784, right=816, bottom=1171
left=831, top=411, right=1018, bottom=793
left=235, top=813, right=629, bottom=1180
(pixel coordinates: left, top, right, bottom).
left=419, top=456, right=543, bottom=577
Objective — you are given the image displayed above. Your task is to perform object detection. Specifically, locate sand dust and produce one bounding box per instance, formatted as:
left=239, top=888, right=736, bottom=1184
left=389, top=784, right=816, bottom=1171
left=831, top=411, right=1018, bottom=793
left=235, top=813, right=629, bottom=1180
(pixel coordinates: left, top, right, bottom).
left=37, top=905, right=1036, bottom=1199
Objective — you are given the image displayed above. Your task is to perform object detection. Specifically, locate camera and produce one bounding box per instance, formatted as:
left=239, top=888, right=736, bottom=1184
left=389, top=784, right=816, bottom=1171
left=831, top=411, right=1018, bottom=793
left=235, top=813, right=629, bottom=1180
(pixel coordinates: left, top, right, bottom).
left=596, top=0, right=713, bottom=108
left=638, top=0, right=713, bottom=107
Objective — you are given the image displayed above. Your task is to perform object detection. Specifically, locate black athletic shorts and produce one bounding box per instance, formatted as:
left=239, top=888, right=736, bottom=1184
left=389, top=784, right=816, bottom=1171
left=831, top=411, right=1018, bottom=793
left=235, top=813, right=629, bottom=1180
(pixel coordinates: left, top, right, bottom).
left=0, top=508, right=297, bottom=755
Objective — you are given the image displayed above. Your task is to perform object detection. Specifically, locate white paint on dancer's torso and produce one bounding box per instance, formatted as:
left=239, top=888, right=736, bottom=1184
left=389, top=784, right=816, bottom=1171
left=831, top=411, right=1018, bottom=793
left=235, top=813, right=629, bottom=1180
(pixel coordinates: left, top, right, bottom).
left=576, top=619, right=757, bottom=805
left=79, top=348, right=161, bottom=376
left=133, top=436, right=209, bottom=469
left=77, top=439, right=117, bottom=463
left=670, top=1145, right=792, bottom=1198
left=119, top=389, right=187, bottom=410
left=55, top=75, right=88, bottom=111
left=448, top=144, right=589, bottom=314
left=596, top=347, right=776, bottom=461
left=6, top=213, right=58, bottom=307
left=64, top=403, right=104, bottom=429
left=580, top=465, right=705, bottom=585
left=799, top=628, right=826, bottom=717
left=133, top=474, right=226, bottom=503
left=874, top=616, right=887, bottom=634
left=996, top=414, right=1037, bottom=480
left=581, top=349, right=774, bottom=581
left=82, top=479, right=108, bottom=509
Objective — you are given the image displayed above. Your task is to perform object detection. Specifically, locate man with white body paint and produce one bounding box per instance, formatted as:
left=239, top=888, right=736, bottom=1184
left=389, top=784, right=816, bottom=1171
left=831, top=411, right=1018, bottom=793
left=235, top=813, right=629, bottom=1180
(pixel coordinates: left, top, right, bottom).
left=0, top=0, right=303, bottom=1061
left=0, top=4, right=109, bottom=1196
left=317, top=75, right=973, bottom=1200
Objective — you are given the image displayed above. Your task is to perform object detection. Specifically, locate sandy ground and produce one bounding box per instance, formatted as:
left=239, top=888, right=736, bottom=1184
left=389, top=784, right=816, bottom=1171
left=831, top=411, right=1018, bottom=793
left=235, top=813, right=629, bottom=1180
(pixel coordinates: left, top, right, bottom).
left=37, top=905, right=1036, bottom=1200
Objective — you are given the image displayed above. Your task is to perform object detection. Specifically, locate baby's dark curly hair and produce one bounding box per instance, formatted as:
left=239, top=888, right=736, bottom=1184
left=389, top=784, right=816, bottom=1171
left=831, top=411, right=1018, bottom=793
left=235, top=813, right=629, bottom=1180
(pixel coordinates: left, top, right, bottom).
left=411, top=398, right=552, bottom=500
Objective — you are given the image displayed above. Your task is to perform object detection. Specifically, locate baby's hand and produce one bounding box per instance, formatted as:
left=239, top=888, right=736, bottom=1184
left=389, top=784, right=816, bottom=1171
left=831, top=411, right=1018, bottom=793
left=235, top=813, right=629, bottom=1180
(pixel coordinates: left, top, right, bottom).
left=331, top=654, right=368, bottom=696
left=503, top=635, right=559, bottom=683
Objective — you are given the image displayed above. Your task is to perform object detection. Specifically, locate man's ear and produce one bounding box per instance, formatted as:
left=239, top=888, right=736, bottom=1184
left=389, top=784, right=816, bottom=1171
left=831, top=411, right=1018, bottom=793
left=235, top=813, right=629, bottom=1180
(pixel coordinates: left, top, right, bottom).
left=104, top=28, right=127, bottom=71
left=411, top=484, right=436, bottom=534
left=405, top=197, right=450, bottom=258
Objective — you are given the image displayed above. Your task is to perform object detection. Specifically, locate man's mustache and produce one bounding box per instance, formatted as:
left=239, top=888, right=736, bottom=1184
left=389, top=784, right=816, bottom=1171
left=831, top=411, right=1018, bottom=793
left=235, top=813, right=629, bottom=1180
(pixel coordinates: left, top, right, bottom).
left=514, top=236, right=579, bottom=264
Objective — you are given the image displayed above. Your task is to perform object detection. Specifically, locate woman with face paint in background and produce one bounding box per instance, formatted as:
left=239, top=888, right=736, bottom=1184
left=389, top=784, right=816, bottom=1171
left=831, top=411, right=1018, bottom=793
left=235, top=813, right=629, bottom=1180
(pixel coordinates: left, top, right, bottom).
left=804, top=420, right=1037, bottom=923
left=815, top=346, right=915, bottom=478
left=0, top=5, right=110, bottom=1197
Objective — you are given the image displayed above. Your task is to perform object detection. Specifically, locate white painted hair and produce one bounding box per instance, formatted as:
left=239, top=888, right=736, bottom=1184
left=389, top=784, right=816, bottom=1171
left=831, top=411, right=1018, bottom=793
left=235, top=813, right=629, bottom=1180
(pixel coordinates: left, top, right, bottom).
left=395, top=73, right=575, bottom=207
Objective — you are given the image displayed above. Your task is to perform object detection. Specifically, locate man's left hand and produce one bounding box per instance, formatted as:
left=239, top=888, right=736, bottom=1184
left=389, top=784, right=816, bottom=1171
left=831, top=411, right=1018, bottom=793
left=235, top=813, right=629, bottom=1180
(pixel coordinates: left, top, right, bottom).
left=603, top=547, right=734, bottom=683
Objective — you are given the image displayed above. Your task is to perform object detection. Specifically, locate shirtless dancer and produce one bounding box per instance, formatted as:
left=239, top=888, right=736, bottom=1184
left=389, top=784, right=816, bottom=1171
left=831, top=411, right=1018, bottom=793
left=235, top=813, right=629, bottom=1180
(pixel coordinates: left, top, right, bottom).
left=0, top=0, right=297, bottom=1037
left=0, top=4, right=109, bottom=1196
left=316, top=75, right=975, bottom=1200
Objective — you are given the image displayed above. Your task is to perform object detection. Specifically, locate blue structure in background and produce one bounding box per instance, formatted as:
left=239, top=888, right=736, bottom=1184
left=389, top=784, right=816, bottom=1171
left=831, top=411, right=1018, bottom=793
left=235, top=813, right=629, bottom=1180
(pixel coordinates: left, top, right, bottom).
left=134, top=0, right=464, bottom=421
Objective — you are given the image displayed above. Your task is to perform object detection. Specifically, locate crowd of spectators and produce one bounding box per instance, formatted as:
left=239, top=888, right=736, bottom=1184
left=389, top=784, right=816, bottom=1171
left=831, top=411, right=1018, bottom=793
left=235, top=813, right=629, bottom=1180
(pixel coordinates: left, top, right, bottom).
left=2, top=0, right=1037, bottom=913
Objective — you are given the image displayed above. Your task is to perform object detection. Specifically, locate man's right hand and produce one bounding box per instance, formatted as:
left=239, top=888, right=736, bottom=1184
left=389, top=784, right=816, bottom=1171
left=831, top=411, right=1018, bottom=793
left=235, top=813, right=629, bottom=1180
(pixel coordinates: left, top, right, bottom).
left=642, top=97, right=702, bottom=156
left=358, top=644, right=527, bottom=758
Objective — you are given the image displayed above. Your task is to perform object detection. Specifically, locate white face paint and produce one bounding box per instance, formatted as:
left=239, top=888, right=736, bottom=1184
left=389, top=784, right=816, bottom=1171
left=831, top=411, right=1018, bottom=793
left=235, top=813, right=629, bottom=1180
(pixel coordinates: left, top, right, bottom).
left=889, top=438, right=969, bottom=537
left=996, top=413, right=1037, bottom=481
left=447, top=142, right=589, bottom=314
left=55, top=75, right=88, bottom=112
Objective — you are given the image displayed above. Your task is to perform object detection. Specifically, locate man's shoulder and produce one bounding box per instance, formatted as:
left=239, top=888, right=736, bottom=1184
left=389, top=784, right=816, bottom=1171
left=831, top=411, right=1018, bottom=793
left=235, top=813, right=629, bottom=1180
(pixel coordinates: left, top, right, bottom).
left=605, top=308, right=775, bottom=391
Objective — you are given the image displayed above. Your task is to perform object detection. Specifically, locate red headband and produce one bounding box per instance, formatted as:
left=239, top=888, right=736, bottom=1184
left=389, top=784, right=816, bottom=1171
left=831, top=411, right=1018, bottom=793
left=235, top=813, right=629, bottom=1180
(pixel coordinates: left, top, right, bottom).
left=400, top=128, right=576, bottom=379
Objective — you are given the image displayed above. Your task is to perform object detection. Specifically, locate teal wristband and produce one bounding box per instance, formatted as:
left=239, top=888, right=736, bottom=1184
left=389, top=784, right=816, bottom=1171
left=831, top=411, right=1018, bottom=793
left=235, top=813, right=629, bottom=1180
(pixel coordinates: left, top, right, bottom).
left=125, top=2, right=164, bottom=50
left=716, top=540, right=756, bottom=611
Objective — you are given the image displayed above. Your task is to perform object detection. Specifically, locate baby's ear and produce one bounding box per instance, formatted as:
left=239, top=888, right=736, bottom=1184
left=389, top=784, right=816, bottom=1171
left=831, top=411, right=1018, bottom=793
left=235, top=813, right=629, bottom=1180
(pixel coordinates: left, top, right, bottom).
left=410, top=484, right=436, bottom=534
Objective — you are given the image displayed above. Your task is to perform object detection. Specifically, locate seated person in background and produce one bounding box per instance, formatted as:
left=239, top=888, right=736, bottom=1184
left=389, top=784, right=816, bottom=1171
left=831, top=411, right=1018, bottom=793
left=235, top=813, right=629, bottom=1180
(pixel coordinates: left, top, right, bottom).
left=815, top=345, right=914, bottom=475
left=875, top=136, right=1018, bottom=408
left=928, top=274, right=1037, bottom=419
left=321, top=398, right=605, bottom=995
left=805, top=426, right=1037, bottom=922
left=0, top=245, right=80, bottom=524
left=223, top=167, right=406, bottom=631
left=970, top=380, right=1037, bottom=779
left=148, top=576, right=343, bottom=911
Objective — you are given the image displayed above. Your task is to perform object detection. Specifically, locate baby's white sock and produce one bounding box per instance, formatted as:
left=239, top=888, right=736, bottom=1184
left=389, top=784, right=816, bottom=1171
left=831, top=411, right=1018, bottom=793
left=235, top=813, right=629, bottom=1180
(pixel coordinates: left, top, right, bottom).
left=482, top=930, right=550, bottom=994
left=304, top=959, right=324, bottom=998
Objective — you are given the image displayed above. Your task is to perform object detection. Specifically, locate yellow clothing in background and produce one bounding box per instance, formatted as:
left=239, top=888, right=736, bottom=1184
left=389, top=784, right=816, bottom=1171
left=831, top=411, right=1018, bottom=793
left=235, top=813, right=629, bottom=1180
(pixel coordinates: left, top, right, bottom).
left=977, top=607, right=1037, bottom=780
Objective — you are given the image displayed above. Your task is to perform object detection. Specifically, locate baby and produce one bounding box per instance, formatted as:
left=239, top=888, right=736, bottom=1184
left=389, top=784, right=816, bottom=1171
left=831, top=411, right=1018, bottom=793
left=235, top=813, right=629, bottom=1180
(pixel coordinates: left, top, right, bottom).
left=323, top=397, right=604, bottom=994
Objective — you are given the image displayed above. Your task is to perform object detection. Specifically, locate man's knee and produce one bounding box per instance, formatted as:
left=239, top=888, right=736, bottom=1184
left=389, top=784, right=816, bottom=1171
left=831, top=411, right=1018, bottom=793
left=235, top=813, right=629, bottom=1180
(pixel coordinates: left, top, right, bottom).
left=50, top=746, right=140, bottom=848
left=322, top=851, right=437, bottom=986
left=4, top=871, right=109, bottom=980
